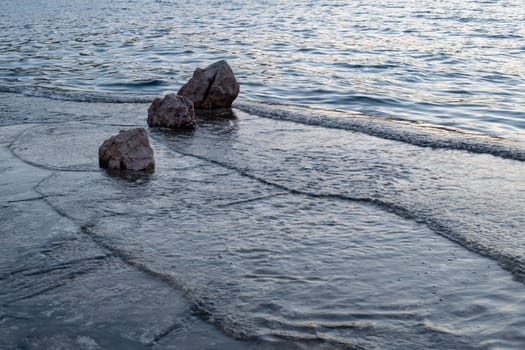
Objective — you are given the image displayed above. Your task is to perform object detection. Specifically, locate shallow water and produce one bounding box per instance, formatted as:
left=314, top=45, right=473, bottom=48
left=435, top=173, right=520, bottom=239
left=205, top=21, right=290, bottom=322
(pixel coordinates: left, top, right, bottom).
left=1, top=0, right=524, bottom=139
left=1, top=93, right=525, bottom=349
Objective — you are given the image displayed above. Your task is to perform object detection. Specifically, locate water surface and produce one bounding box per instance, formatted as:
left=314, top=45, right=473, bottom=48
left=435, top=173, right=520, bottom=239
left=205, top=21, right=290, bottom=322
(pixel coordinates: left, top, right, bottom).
left=0, top=0, right=524, bottom=139
left=1, top=0, right=525, bottom=348
left=1, top=94, right=525, bottom=349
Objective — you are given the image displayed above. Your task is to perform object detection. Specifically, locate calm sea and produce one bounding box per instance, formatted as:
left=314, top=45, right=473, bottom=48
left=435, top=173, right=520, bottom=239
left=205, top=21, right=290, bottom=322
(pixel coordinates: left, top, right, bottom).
left=0, top=0, right=524, bottom=139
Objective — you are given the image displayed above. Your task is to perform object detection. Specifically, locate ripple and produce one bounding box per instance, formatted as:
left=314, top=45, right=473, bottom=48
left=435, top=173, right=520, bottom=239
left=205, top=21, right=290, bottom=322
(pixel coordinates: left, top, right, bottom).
left=0, top=0, right=524, bottom=139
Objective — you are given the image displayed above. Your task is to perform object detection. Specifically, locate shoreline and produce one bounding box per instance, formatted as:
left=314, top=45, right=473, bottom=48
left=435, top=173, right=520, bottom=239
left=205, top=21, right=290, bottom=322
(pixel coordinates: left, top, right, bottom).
left=1, top=93, right=525, bottom=349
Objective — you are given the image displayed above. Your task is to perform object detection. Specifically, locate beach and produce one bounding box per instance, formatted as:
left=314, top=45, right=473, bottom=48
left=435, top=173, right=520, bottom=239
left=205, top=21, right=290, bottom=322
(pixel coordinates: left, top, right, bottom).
left=1, top=93, right=525, bottom=349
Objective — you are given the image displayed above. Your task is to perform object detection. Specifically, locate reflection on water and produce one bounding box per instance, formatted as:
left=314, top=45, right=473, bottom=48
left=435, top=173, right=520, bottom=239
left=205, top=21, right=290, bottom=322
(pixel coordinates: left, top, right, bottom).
left=196, top=108, right=237, bottom=120
left=103, top=168, right=154, bottom=186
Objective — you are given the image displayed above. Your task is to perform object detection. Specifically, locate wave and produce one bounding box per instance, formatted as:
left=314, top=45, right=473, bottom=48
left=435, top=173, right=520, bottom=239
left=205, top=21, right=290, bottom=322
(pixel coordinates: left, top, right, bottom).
left=0, top=85, right=155, bottom=104
left=234, top=101, right=525, bottom=162
left=2, top=85, right=524, bottom=161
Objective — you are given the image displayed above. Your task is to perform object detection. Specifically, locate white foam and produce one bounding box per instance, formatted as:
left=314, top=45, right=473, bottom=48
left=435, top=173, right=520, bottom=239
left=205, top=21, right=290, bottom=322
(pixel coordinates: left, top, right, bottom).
left=234, top=100, right=525, bottom=161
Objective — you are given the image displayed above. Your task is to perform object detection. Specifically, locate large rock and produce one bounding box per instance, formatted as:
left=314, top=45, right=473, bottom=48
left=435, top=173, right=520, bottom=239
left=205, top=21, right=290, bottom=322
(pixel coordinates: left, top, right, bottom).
left=147, top=93, right=196, bottom=128
left=98, top=128, right=155, bottom=171
left=178, top=60, right=240, bottom=109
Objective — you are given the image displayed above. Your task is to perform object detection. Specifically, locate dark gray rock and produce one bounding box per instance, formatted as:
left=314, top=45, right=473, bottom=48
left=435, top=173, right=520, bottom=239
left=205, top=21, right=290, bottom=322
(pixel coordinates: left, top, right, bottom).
left=147, top=93, right=196, bottom=128
left=178, top=60, right=240, bottom=109
left=98, top=128, right=154, bottom=171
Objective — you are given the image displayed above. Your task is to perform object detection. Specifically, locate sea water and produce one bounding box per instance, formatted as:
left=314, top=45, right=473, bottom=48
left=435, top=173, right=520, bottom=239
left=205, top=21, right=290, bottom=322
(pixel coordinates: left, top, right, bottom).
left=1, top=0, right=525, bottom=349
left=1, top=0, right=524, bottom=139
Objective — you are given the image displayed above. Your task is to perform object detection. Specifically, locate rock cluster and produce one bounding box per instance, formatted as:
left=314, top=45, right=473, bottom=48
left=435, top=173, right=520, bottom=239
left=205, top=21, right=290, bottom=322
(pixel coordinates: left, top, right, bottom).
left=98, top=60, right=239, bottom=172
left=98, top=128, right=155, bottom=171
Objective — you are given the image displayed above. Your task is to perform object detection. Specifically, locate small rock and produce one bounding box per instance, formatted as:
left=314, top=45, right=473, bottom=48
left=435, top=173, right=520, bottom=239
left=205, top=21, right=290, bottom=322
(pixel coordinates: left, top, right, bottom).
left=147, top=93, right=196, bottom=128
left=98, top=128, right=154, bottom=171
left=178, top=60, right=240, bottom=109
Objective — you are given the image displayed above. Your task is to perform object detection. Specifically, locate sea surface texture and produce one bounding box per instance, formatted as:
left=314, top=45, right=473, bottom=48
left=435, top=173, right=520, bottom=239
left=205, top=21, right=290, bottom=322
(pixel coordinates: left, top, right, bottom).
left=1, top=0, right=524, bottom=139
left=1, top=0, right=525, bottom=350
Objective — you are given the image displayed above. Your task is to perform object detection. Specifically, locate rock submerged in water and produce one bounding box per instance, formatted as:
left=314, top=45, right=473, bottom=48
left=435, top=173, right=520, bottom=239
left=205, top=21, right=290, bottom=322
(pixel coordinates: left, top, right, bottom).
left=147, top=93, right=196, bottom=128
left=178, top=60, right=240, bottom=109
left=98, top=128, right=155, bottom=171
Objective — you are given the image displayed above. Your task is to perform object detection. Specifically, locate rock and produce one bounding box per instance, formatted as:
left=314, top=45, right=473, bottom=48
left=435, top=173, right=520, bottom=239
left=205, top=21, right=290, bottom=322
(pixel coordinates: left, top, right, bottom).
left=178, top=60, right=240, bottom=109
left=147, top=93, right=196, bottom=128
left=98, top=128, right=155, bottom=171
